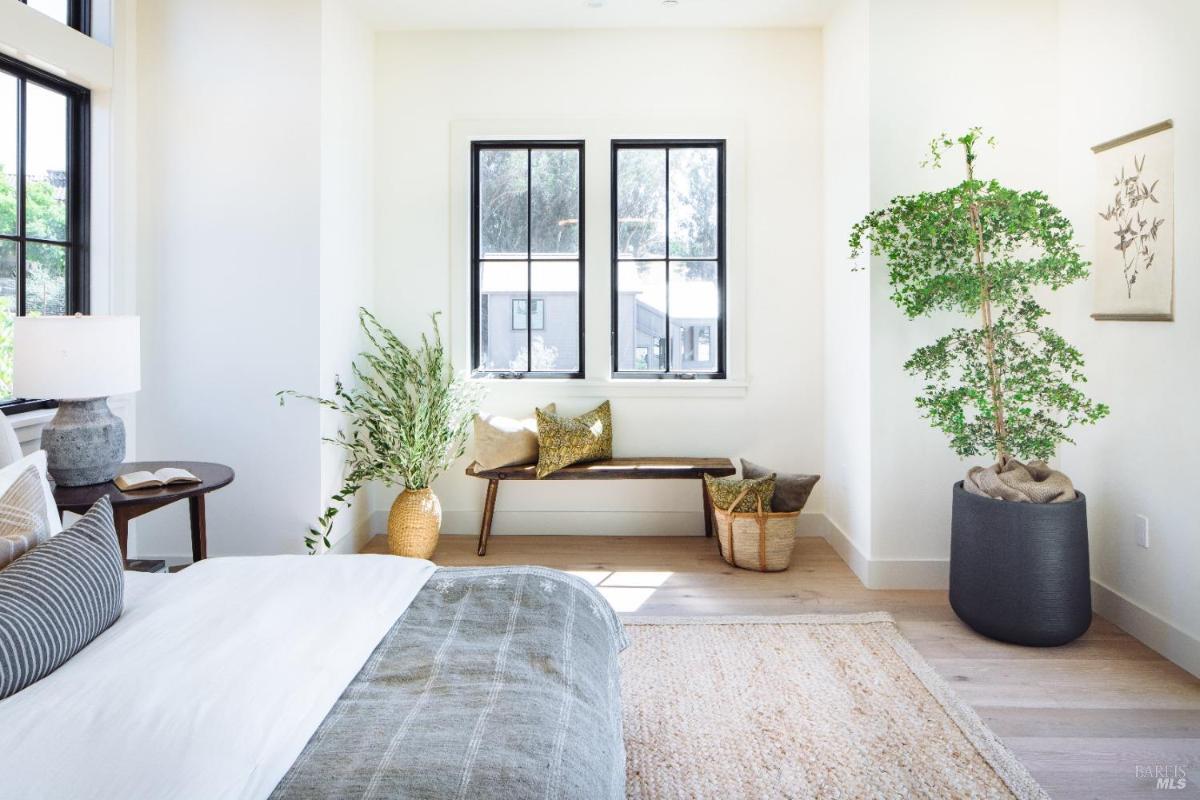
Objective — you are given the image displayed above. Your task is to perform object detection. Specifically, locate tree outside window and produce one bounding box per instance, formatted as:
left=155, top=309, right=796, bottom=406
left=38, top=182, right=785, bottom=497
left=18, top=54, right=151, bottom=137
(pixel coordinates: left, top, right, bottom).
left=1, top=59, right=88, bottom=404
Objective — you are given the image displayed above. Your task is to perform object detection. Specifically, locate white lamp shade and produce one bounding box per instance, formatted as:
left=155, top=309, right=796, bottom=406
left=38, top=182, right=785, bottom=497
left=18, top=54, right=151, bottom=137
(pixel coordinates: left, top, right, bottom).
left=14, top=316, right=141, bottom=400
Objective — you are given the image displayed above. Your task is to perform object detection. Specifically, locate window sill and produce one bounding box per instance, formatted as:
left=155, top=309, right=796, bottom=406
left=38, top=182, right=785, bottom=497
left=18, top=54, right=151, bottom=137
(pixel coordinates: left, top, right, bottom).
left=466, top=377, right=749, bottom=399
left=6, top=395, right=134, bottom=448
left=7, top=407, right=59, bottom=447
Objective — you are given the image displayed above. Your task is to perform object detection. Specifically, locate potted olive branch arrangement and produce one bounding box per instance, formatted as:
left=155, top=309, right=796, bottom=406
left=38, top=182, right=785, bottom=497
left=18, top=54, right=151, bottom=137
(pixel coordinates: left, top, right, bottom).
left=279, top=308, right=483, bottom=556
left=850, top=129, right=1109, bottom=646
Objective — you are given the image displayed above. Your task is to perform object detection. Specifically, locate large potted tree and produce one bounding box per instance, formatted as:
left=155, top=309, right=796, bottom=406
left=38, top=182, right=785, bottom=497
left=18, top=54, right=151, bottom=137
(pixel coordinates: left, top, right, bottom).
left=850, top=129, right=1109, bottom=646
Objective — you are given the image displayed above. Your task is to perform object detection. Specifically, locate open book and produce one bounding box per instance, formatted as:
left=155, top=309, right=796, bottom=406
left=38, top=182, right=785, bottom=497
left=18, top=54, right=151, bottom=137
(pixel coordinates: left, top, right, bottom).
left=114, top=468, right=201, bottom=491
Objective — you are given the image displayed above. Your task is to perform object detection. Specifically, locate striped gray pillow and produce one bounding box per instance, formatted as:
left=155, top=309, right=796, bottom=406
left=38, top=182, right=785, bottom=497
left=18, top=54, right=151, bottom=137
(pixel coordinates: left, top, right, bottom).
left=0, top=496, right=124, bottom=699
left=0, top=466, right=53, bottom=570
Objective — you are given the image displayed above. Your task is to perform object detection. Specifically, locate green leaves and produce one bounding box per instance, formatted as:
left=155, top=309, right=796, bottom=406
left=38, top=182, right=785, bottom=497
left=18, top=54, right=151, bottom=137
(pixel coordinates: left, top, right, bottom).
left=850, top=180, right=1089, bottom=318
left=852, top=129, right=1108, bottom=462
left=905, top=302, right=1108, bottom=460
left=280, top=308, right=485, bottom=553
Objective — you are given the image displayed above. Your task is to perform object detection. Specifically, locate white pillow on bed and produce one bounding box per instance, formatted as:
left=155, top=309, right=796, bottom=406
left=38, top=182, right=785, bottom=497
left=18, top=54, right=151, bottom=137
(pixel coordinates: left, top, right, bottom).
left=0, top=412, right=24, bottom=469
left=0, top=450, right=63, bottom=541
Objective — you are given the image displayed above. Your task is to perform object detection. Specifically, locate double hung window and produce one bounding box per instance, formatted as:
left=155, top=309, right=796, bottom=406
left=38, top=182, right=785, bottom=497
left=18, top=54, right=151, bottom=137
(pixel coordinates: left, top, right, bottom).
left=612, top=140, right=725, bottom=379
left=471, top=141, right=584, bottom=378
left=0, top=55, right=90, bottom=409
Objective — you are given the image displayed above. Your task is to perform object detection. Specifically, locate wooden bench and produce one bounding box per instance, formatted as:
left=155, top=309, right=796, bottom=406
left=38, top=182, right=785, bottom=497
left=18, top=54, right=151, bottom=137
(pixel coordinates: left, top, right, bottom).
left=466, top=457, right=736, bottom=556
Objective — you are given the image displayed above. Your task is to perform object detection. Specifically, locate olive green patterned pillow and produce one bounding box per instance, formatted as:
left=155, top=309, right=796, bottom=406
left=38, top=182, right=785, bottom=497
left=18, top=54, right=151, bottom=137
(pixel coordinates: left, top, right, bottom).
left=705, top=473, right=776, bottom=513
left=535, top=401, right=613, bottom=478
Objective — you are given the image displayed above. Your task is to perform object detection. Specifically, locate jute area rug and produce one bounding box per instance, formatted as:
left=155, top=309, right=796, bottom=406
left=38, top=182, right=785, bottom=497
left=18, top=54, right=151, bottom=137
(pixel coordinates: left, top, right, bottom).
left=621, top=614, right=1047, bottom=800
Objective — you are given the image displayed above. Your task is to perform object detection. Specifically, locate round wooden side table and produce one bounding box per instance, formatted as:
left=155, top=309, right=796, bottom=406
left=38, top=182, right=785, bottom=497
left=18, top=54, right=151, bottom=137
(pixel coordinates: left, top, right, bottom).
left=53, top=461, right=235, bottom=563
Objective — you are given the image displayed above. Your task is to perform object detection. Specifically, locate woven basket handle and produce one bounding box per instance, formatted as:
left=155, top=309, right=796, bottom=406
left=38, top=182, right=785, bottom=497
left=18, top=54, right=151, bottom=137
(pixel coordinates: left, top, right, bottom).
left=755, top=494, right=768, bottom=571
left=720, top=486, right=752, bottom=567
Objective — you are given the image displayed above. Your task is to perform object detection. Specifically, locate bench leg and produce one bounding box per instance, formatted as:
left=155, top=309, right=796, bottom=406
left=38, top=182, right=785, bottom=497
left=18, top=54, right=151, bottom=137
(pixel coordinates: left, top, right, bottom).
left=477, top=479, right=499, bottom=556
left=702, top=479, right=714, bottom=537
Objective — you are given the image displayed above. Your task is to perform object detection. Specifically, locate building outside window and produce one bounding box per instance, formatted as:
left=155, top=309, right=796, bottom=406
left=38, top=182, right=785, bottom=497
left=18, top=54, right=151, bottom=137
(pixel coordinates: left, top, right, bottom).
left=511, top=297, right=545, bottom=330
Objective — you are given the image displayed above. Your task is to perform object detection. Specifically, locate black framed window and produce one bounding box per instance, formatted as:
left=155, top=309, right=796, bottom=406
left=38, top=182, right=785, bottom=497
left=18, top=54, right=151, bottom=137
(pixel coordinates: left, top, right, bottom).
left=0, top=55, right=90, bottom=412
left=472, top=141, right=584, bottom=378
left=612, top=140, right=725, bottom=379
left=17, top=0, right=90, bottom=33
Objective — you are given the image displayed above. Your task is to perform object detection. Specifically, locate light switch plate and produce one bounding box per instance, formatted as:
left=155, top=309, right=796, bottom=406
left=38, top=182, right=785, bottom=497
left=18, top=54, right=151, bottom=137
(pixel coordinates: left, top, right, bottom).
left=1135, top=514, right=1150, bottom=549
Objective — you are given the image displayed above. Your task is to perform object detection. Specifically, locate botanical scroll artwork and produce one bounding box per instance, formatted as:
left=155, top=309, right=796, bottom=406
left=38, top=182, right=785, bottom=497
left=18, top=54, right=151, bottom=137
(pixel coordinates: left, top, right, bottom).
left=1098, top=154, right=1165, bottom=298
left=1091, top=121, right=1175, bottom=320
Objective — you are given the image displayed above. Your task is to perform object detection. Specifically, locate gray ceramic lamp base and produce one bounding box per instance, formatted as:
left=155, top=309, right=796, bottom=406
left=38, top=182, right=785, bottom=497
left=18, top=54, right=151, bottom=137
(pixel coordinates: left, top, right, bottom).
left=41, top=397, right=126, bottom=487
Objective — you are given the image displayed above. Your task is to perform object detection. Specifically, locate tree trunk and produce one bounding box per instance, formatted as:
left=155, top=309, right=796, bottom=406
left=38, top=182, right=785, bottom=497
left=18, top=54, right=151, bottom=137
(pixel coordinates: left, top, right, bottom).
left=966, top=161, right=1009, bottom=459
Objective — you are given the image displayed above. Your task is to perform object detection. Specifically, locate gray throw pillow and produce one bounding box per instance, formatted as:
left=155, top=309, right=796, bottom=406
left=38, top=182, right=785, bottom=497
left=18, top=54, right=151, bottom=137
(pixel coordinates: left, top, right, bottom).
left=740, top=459, right=820, bottom=513
left=0, top=496, right=124, bottom=699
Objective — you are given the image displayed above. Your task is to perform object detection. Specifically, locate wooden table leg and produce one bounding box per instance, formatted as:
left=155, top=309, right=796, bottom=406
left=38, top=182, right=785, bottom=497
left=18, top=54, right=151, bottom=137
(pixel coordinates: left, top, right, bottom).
left=702, top=478, right=714, bottom=537
left=477, top=479, right=499, bottom=556
left=113, top=507, right=131, bottom=561
left=188, top=495, right=207, bottom=562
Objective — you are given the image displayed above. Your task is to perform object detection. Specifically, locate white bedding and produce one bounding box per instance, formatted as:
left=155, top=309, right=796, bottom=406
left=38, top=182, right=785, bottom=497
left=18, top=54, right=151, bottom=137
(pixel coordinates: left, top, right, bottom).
left=123, top=568, right=171, bottom=612
left=0, top=554, right=436, bottom=800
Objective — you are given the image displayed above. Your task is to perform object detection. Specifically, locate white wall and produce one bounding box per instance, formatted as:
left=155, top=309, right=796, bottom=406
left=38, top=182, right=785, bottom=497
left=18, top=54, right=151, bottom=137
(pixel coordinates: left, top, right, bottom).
left=318, top=0, right=376, bottom=552
left=826, top=0, right=1198, bottom=677
left=1055, top=0, right=1200, bottom=676
left=0, top=0, right=112, bottom=87
left=134, top=0, right=325, bottom=556
left=821, top=0, right=872, bottom=573
left=373, top=29, right=826, bottom=537
left=858, top=0, right=1060, bottom=585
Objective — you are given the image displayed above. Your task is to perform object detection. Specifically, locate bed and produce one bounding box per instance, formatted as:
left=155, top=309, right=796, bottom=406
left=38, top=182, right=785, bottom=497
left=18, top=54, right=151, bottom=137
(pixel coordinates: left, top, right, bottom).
left=0, top=555, right=629, bottom=800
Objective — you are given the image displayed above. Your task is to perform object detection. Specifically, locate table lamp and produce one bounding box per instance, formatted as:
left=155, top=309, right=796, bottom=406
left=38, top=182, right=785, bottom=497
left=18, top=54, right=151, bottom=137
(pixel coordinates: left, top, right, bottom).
left=13, top=315, right=141, bottom=487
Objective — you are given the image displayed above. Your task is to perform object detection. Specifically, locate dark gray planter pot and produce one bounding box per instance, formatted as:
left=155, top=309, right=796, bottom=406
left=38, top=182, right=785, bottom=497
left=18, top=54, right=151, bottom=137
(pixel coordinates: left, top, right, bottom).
left=949, top=481, right=1091, bottom=646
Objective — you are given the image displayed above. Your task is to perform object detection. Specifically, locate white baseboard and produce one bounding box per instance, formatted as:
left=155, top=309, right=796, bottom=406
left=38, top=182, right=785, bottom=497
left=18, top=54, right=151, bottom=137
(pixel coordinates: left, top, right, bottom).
left=434, top=509, right=835, bottom=538
left=822, top=519, right=1198, bottom=677
left=867, top=558, right=951, bottom=590
left=327, top=514, right=375, bottom=555
left=820, top=515, right=950, bottom=590
left=372, top=506, right=947, bottom=589
left=820, top=517, right=871, bottom=585
left=1091, top=578, right=1200, bottom=679
left=132, top=510, right=374, bottom=560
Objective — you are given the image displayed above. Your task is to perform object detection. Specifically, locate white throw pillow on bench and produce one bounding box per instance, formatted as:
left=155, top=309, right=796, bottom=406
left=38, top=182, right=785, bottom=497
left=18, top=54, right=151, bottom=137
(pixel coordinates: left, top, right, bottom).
left=473, top=404, right=555, bottom=471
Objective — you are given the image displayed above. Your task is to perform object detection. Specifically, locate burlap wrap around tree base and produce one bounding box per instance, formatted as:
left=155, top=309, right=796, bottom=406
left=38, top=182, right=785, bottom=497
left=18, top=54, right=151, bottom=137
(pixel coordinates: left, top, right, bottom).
left=964, top=456, right=1076, bottom=503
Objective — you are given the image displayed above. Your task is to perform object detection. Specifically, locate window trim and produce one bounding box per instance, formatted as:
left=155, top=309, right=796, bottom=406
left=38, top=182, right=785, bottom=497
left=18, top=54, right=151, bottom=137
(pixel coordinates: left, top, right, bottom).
left=0, top=53, right=91, bottom=415
left=610, top=139, right=727, bottom=380
left=16, top=0, right=91, bottom=34
left=470, top=140, right=585, bottom=380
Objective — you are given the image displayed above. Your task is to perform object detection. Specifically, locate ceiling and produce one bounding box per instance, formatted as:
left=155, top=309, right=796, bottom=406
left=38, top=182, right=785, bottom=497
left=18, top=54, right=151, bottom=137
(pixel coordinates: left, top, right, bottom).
left=353, top=0, right=838, bottom=31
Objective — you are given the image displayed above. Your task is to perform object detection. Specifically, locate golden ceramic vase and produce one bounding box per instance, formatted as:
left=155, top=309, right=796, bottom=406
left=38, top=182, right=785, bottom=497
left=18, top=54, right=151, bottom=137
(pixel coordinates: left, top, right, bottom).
left=387, top=488, right=442, bottom=558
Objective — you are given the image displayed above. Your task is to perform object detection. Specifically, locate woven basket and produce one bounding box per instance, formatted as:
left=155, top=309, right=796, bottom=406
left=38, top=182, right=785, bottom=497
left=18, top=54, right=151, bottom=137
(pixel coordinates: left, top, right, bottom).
left=713, top=486, right=800, bottom=572
left=387, top=488, right=442, bottom=559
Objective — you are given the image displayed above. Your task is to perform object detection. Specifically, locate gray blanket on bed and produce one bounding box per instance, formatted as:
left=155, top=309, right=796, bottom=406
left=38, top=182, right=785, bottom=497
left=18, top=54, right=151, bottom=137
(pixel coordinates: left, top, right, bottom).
left=270, top=565, right=629, bottom=800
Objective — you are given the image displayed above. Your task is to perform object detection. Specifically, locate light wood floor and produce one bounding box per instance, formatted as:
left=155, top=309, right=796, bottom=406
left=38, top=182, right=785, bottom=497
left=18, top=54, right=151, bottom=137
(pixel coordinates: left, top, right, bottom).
left=363, top=533, right=1200, bottom=799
